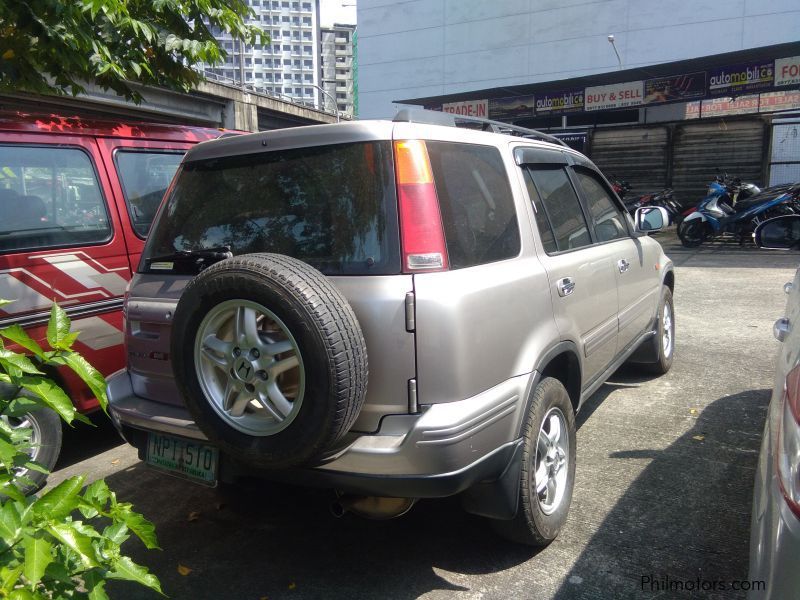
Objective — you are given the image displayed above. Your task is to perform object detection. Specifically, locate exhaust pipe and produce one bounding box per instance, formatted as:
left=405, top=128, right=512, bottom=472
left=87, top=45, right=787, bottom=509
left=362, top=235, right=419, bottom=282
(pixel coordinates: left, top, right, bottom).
left=330, top=495, right=417, bottom=520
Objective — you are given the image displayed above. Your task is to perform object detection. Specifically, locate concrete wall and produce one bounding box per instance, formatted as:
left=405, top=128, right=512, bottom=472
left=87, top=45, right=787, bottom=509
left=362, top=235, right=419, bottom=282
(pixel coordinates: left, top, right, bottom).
left=357, top=0, right=800, bottom=118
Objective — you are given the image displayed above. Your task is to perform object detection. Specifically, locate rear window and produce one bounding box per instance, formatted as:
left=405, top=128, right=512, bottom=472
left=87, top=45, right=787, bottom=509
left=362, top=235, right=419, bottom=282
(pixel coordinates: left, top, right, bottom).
left=142, top=141, right=399, bottom=275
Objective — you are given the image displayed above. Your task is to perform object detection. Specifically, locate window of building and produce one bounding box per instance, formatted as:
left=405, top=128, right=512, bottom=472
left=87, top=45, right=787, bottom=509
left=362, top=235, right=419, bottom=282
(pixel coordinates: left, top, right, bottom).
left=283, top=59, right=291, bottom=65
left=282, top=44, right=290, bottom=51
left=304, top=88, right=312, bottom=96
left=303, top=59, right=312, bottom=67
left=302, top=2, right=311, bottom=9
left=303, top=31, right=311, bottom=40
left=255, top=72, right=263, bottom=78
left=255, top=58, right=262, bottom=64
left=292, top=45, right=300, bottom=53
left=304, top=74, right=312, bottom=81
left=303, top=45, right=311, bottom=54
left=302, top=16, right=311, bottom=25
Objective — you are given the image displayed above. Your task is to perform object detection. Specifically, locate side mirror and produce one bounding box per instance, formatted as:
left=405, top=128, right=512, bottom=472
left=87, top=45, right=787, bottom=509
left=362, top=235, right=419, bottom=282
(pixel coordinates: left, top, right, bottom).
left=754, top=215, right=800, bottom=249
left=634, top=206, right=669, bottom=233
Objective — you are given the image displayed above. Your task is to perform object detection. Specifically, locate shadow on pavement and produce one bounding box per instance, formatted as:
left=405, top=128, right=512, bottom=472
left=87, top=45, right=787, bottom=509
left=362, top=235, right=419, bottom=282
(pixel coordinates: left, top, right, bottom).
left=103, top=465, right=538, bottom=599
left=554, top=389, right=769, bottom=600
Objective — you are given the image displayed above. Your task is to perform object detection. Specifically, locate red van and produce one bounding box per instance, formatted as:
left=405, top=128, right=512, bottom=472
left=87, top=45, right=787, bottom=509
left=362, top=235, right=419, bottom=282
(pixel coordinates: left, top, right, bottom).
left=0, top=112, right=226, bottom=488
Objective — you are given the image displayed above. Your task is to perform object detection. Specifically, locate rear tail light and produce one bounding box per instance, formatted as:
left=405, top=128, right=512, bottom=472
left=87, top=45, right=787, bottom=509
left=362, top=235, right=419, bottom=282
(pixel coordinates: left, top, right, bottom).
left=777, top=364, right=800, bottom=519
left=393, top=140, right=449, bottom=273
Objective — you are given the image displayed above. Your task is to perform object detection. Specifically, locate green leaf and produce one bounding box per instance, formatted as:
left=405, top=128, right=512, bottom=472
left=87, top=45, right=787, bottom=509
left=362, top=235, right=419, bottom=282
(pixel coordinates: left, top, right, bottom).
left=84, top=569, right=110, bottom=600
left=0, top=501, right=22, bottom=546
left=0, top=325, right=44, bottom=359
left=22, top=534, right=53, bottom=587
left=32, top=475, right=84, bottom=520
left=83, top=480, right=111, bottom=507
left=45, top=522, right=99, bottom=569
left=60, top=353, right=107, bottom=411
left=0, top=564, right=23, bottom=593
left=0, top=349, right=43, bottom=376
left=0, top=300, right=13, bottom=308
left=46, top=304, right=71, bottom=351
left=108, top=556, right=162, bottom=595
left=8, top=588, right=36, bottom=599
left=0, top=437, right=19, bottom=470
left=117, top=508, right=159, bottom=550
left=0, top=481, right=26, bottom=503
left=19, top=377, right=75, bottom=424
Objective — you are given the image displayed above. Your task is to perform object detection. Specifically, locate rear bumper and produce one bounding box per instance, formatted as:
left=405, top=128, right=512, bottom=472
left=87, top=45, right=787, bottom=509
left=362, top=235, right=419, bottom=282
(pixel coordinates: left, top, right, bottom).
left=107, top=369, right=533, bottom=498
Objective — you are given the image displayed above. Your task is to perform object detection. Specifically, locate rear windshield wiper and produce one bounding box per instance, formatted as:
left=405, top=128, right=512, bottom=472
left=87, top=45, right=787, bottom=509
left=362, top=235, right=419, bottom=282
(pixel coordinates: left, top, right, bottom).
left=146, top=246, right=233, bottom=271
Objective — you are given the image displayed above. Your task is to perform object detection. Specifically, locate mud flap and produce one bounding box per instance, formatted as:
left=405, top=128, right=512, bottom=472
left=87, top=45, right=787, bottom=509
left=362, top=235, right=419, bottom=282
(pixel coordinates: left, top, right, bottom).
left=460, top=439, right=523, bottom=520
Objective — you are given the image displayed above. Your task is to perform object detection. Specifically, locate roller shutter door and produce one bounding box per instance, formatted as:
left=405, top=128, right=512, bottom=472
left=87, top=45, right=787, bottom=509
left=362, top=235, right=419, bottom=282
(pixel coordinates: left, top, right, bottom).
left=672, top=119, right=766, bottom=206
left=589, top=126, right=669, bottom=195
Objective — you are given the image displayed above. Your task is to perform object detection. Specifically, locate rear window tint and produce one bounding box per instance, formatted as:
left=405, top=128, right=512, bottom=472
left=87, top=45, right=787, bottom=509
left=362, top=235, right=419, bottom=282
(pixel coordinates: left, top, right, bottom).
left=426, top=141, right=520, bottom=269
left=115, top=150, right=184, bottom=237
left=0, top=146, right=111, bottom=253
left=143, top=141, right=399, bottom=275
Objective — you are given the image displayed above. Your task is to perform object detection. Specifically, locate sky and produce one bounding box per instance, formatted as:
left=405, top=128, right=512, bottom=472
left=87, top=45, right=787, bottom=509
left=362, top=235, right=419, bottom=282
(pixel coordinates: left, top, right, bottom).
left=319, top=0, right=356, bottom=26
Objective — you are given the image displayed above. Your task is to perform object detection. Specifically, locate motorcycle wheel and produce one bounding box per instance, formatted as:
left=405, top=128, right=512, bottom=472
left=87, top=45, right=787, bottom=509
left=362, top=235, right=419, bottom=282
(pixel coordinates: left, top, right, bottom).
left=678, top=220, right=706, bottom=248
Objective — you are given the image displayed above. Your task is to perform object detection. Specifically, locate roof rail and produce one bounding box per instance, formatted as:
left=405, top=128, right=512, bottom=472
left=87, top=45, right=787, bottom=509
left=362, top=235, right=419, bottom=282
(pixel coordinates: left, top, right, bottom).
left=393, top=108, right=568, bottom=148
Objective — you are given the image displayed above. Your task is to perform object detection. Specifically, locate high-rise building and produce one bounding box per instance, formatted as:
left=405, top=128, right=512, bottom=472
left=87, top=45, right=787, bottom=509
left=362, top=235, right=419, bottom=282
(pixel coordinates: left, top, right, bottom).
left=203, top=0, right=322, bottom=107
left=320, top=24, right=357, bottom=117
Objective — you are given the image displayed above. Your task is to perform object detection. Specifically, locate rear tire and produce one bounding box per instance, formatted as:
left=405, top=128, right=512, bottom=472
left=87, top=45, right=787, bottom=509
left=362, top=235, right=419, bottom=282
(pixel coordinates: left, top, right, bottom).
left=491, top=378, right=576, bottom=546
left=639, top=287, right=675, bottom=375
left=12, top=407, right=62, bottom=495
left=678, top=219, right=706, bottom=248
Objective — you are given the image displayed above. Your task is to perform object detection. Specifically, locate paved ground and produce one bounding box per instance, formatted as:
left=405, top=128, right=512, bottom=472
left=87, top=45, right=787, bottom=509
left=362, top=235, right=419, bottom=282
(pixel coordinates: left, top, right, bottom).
left=49, top=230, right=798, bottom=600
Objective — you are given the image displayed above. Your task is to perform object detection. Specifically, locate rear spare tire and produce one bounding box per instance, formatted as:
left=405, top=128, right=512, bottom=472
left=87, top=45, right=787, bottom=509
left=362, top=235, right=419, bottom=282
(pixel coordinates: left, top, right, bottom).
left=171, top=254, right=368, bottom=469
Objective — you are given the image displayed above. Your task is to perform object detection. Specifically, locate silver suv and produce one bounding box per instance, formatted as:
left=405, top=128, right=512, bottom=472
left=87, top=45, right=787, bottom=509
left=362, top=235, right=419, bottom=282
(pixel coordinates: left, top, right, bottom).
left=107, top=110, right=675, bottom=546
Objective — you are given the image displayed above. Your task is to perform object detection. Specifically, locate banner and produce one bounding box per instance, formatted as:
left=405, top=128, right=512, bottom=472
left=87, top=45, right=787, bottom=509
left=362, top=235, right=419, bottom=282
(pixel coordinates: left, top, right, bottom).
left=709, top=61, right=774, bottom=96
left=585, top=81, right=644, bottom=111
left=442, top=100, right=488, bottom=118
left=551, top=132, right=588, bottom=153
left=775, top=56, right=800, bottom=87
left=535, top=89, right=584, bottom=114
left=488, top=96, right=535, bottom=120
left=644, top=72, right=706, bottom=104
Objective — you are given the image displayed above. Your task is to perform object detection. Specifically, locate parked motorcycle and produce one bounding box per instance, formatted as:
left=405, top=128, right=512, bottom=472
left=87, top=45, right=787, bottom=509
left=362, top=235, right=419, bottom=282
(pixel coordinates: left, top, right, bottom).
left=678, top=182, right=800, bottom=247
left=624, top=188, right=682, bottom=222
left=675, top=173, right=760, bottom=227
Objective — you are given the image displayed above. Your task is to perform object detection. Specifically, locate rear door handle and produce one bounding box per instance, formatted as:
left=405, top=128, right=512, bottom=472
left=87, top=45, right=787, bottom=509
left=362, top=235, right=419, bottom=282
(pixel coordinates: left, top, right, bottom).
left=557, top=277, right=575, bottom=297
left=618, top=259, right=630, bottom=273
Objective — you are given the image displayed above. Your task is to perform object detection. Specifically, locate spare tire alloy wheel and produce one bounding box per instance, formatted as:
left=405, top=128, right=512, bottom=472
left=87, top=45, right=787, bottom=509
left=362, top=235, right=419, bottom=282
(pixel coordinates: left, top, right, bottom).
left=171, top=254, right=368, bottom=469
left=3, top=407, right=62, bottom=495
left=195, top=299, right=305, bottom=436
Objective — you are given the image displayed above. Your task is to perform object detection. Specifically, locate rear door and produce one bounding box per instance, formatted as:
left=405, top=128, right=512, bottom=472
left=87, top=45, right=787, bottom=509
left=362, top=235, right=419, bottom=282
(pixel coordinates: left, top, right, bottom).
left=518, top=148, right=619, bottom=384
left=569, top=164, right=660, bottom=352
left=0, top=134, right=131, bottom=411
left=96, top=138, right=193, bottom=272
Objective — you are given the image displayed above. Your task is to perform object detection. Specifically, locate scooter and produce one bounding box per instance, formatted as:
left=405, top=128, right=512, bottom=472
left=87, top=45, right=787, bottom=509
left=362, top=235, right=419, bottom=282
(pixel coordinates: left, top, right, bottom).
left=674, top=174, right=760, bottom=227
left=678, top=183, right=800, bottom=247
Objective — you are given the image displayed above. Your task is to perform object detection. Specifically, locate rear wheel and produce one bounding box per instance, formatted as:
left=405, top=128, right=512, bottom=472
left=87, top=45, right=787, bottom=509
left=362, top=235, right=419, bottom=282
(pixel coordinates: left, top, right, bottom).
left=491, top=378, right=576, bottom=546
left=678, top=219, right=706, bottom=247
left=638, top=287, right=675, bottom=375
left=5, top=407, right=62, bottom=495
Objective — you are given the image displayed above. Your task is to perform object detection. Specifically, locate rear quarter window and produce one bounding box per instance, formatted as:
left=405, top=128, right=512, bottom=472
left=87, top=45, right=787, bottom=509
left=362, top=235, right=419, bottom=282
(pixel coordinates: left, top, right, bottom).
left=143, top=141, right=400, bottom=275
left=426, top=141, right=520, bottom=269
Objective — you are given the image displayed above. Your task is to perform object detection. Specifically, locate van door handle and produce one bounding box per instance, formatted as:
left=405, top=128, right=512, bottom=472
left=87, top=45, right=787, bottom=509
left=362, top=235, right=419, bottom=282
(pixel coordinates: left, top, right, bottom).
left=557, top=277, right=575, bottom=297
left=618, top=259, right=630, bottom=273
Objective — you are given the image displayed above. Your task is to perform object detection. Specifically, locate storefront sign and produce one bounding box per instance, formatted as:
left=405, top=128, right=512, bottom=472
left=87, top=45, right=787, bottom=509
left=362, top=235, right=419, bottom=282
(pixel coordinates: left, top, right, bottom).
left=551, top=132, right=588, bottom=153
left=585, top=81, right=644, bottom=111
left=488, top=96, right=535, bottom=119
left=644, top=72, right=706, bottom=104
left=709, top=61, right=774, bottom=95
left=759, top=90, right=800, bottom=112
left=775, top=56, right=800, bottom=87
left=535, top=89, right=584, bottom=114
left=442, top=99, right=488, bottom=117
left=687, top=95, right=760, bottom=118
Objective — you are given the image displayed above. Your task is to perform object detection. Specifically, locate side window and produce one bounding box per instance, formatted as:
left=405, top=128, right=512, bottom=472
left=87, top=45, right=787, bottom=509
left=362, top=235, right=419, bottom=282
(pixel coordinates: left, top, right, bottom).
left=426, top=141, right=520, bottom=269
left=115, top=151, right=184, bottom=237
left=525, top=166, right=591, bottom=252
left=573, top=167, right=629, bottom=243
left=523, top=171, right=557, bottom=254
left=0, top=146, right=111, bottom=253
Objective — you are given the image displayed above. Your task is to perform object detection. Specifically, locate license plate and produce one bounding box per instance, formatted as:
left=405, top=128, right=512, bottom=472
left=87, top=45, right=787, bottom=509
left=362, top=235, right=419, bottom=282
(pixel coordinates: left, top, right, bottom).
left=146, top=433, right=218, bottom=486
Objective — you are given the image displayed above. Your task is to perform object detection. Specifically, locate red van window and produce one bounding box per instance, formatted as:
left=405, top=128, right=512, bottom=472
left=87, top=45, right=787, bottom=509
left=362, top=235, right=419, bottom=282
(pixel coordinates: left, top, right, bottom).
left=114, top=150, right=184, bottom=237
left=0, top=146, right=111, bottom=253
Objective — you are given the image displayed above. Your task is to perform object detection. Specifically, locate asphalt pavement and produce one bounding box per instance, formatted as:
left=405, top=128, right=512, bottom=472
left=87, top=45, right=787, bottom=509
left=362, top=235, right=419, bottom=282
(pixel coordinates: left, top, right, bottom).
left=48, top=230, right=799, bottom=600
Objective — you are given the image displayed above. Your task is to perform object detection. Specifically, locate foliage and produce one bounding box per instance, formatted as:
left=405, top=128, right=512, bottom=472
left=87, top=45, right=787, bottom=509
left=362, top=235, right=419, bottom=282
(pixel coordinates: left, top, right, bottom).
left=0, top=0, right=266, bottom=102
left=0, top=301, right=162, bottom=598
